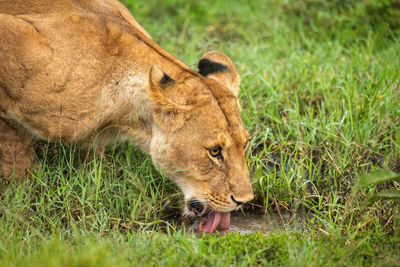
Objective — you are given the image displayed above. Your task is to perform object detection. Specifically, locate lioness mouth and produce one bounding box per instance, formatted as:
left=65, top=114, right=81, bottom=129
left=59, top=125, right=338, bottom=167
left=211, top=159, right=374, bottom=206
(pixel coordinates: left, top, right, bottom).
left=199, top=211, right=230, bottom=233
left=187, top=198, right=231, bottom=232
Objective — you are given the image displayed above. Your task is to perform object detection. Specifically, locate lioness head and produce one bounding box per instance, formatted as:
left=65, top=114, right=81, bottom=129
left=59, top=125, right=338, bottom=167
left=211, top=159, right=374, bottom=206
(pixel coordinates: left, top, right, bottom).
left=147, top=51, right=253, bottom=231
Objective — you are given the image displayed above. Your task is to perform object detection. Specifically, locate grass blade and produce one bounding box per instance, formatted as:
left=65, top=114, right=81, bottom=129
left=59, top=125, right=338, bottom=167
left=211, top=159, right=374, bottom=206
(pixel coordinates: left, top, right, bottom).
left=352, top=169, right=400, bottom=195
left=369, top=189, right=400, bottom=202
left=376, top=189, right=400, bottom=199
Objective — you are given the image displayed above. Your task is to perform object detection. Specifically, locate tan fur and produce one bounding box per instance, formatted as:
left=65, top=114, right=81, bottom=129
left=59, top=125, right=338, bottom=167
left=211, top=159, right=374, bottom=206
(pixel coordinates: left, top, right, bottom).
left=0, top=0, right=253, bottom=213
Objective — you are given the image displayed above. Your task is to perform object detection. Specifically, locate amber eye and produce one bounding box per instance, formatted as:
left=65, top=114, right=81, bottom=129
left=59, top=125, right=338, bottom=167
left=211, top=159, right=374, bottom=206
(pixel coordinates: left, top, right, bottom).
left=209, top=146, right=223, bottom=160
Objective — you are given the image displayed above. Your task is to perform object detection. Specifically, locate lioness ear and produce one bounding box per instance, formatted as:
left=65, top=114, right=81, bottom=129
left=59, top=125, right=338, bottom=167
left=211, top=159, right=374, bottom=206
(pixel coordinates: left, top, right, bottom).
left=198, top=51, right=241, bottom=97
left=148, top=65, right=188, bottom=130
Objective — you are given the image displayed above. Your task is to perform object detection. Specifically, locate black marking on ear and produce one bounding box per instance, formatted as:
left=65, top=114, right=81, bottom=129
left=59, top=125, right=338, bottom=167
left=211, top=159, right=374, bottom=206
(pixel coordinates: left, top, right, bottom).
left=198, top=58, right=228, bottom=77
left=160, top=73, right=174, bottom=85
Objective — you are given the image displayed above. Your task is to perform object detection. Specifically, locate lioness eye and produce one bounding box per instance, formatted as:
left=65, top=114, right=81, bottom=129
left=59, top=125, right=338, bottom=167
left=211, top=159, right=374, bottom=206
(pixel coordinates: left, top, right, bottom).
left=209, top=146, right=223, bottom=160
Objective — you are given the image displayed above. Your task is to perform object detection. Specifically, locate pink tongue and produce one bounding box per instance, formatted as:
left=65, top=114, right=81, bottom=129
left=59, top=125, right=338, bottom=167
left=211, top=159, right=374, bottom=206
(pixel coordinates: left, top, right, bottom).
left=199, top=212, right=230, bottom=233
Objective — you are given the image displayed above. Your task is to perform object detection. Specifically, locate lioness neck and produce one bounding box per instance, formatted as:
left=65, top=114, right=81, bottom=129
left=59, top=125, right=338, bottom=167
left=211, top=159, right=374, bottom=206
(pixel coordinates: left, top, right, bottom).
left=98, top=24, right=197, bottom=152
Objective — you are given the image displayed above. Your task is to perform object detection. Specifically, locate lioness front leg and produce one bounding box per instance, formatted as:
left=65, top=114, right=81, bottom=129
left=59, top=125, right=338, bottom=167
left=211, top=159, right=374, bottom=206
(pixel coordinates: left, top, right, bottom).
left=0, top=118, right=37, bottom=179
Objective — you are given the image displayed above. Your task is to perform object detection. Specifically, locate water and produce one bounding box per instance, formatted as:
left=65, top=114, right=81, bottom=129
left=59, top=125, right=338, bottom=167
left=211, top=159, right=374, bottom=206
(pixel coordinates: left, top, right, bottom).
left=186, top=211, right=306, bottom=235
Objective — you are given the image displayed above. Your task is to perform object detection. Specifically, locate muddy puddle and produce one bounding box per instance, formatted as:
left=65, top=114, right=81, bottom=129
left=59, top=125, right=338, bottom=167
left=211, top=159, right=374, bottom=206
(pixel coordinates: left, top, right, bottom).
left=186, top=211, right=307, bottom=236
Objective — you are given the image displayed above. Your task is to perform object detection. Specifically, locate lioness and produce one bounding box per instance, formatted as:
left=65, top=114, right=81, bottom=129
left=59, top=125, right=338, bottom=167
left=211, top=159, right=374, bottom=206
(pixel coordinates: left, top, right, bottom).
left=0, top=0, right=253, bottom=232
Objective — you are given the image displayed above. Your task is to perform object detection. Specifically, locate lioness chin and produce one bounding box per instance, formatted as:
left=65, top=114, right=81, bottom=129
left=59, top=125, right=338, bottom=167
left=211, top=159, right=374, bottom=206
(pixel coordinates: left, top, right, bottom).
left=0, top=0, right=254, bottom=232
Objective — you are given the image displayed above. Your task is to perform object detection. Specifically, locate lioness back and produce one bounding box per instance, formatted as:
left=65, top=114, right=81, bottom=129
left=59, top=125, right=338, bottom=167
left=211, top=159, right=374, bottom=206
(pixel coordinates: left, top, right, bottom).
left=0, top=0, right=154, bottom=140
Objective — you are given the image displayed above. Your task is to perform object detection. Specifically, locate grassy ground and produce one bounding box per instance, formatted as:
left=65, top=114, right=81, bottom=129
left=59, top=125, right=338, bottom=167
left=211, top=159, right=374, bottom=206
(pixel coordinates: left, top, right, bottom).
left=1, top=0, right=400, bottom=266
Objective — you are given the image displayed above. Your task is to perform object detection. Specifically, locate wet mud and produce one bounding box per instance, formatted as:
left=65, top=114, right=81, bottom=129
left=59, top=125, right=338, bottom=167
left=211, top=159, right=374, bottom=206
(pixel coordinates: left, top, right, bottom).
left=186, top=211, right=306, bottom=235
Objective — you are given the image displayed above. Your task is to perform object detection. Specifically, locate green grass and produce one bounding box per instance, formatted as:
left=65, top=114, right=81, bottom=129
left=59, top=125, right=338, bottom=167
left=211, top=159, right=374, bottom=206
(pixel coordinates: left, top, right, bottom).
left=1, top=0, right=400, bottom=266
left=1, top=231, right=399, bottom=266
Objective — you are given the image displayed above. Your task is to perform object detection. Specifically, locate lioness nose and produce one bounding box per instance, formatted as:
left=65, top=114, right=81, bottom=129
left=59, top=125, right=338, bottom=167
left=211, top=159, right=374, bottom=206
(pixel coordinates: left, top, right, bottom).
left=230, top=194, right=253, bottom=205
left=230, top=196, right=243, bottom=205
